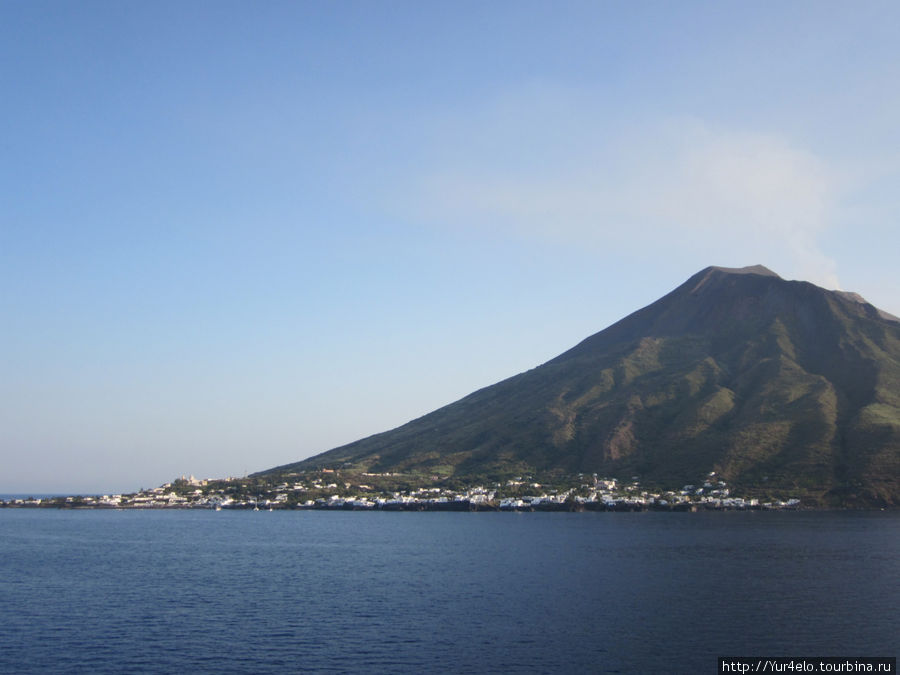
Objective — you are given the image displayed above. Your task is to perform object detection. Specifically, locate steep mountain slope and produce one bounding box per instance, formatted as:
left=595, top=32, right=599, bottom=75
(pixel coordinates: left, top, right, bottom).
left=263, top=266, right=900, bottom=506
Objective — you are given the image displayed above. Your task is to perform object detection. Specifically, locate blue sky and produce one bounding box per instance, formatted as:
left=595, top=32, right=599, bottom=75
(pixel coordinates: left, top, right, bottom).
left=3, top=1, right=899, bottom=493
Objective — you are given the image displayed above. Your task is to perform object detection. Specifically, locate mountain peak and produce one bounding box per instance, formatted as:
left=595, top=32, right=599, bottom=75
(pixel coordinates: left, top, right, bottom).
left=689, top=265, right=780, bottom=294
left=708, top=264, right=780, bottom=278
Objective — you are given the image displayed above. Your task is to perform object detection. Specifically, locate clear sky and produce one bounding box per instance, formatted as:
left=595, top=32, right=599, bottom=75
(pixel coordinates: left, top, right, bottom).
left=2, top=1, right=899, bottom=494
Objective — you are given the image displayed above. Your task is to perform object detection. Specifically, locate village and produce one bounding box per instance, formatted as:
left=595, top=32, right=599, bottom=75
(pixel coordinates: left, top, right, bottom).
left=2, top=470, right=802, bottom=511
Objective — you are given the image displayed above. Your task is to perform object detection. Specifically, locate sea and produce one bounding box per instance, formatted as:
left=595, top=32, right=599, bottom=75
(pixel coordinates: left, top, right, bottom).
left=1, top=509, right=897, bottom=674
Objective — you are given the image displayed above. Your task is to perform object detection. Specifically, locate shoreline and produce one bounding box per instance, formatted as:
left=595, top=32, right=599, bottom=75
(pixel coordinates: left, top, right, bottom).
left=0, top=500, right=815, bottom=512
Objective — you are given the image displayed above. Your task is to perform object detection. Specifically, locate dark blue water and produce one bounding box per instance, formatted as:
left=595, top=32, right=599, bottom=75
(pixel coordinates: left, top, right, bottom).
left=1, top=510, right=897, bottom=674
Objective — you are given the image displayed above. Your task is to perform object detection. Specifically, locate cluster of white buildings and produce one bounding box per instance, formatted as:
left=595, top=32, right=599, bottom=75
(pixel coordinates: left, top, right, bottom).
left=2, top=471, right=802, bottom=511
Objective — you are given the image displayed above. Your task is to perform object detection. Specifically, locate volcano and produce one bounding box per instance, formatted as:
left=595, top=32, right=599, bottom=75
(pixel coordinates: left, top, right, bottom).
left=262, top=266, right=900, bottom=506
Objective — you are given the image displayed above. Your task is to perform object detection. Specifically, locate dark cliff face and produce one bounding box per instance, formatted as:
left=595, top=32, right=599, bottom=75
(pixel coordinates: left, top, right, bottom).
left=264, top=266, right=900, bottom=506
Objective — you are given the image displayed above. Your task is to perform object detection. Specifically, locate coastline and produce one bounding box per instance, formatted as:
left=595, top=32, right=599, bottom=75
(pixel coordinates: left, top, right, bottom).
left=0, top=497, right=809, bottom=512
